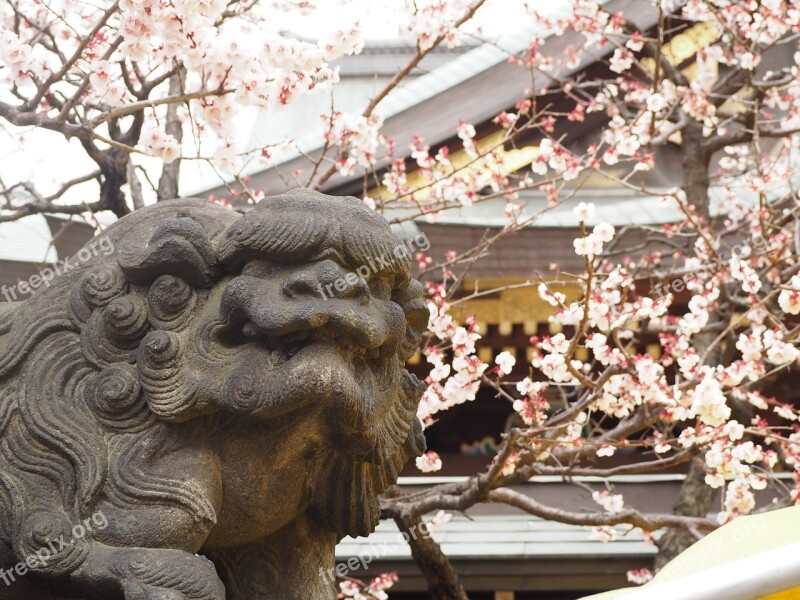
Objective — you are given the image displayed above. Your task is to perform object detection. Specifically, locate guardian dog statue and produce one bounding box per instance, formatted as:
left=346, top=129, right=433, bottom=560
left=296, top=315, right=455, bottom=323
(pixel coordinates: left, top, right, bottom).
left=0, top=189, right=427, bottom=599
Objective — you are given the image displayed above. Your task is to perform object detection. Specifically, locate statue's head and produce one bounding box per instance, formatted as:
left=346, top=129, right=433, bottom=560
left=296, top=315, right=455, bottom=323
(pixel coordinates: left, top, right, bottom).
left=0, top=190, right=427, bottom=566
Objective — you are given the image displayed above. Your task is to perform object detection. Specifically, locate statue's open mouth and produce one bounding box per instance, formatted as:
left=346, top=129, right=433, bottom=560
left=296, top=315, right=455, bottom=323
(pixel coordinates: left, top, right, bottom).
left=239, top=319, right=394, bottom=380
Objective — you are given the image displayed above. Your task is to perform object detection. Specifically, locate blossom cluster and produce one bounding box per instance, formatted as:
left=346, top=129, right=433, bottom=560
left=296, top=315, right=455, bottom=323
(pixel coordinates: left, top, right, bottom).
left=338, top=573, right=398, bottom=600
left=322, top=112, right=385, bottom=176
left=0, top=0, right=365, bottom=174
left=422, top=193, right=800, bottom=515
left=381, top=121, right=513, bottom=215
left=420, top=282, right=487, bottom=427
left=399, top=0, right=474, bottom=51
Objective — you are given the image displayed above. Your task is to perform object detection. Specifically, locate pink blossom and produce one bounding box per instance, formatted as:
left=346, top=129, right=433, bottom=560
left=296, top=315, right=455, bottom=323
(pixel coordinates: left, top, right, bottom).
left=592, top=490, right=625, bottom=514
left=416, top=451, right=443, bottom=473
left=626, top=568, right=653, bottom=585
left=573, top=201, right=596, bottom=222
left=495, top=351, right=516, bottom=375
left=609, top=47, right=634, bottom=73
left=139, top=128, right=181, bottom=164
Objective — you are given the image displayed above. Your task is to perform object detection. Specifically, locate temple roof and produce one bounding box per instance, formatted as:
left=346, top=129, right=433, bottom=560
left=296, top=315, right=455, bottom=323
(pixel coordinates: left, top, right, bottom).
left=196, top=0, right=662, bottom=199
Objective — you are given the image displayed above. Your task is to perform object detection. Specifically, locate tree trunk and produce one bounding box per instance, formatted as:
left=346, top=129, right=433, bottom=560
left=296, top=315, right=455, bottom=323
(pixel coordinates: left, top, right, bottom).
left=655, top=458, right=715, bottom=569
left=127, top=158, right=145, bottom=210
left=682, top=122, right=711, bottom=218
left=656, top=120, right=716, bottom=569
left=100, top=147, right=132, bottom=218
left=394, top=513, right=469, bottom=600
left=157, top=71, right=184, bottom=201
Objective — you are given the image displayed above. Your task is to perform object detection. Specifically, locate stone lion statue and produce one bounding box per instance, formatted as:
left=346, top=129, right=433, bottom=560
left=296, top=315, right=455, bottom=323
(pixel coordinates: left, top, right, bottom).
left=0, top=190, right=427, bottom=599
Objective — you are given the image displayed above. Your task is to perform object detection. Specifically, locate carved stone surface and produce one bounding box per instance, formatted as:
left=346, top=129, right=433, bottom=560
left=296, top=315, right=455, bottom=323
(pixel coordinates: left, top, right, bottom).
left=0, top=190, right=427, bottom=599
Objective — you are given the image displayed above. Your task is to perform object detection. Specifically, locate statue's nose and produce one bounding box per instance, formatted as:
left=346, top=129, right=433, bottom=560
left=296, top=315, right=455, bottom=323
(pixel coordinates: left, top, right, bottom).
left=220, top=260, right=395, bottom=349
left=281, top=259, right=369, bottom=302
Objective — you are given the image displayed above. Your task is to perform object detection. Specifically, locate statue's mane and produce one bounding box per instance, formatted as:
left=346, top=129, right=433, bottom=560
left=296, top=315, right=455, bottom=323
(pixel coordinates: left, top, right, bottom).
left=0, top=199, right=237, bottom=575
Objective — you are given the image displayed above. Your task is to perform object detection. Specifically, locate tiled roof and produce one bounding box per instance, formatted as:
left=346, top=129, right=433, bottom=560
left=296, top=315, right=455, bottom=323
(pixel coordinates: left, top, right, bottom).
left=199, top=0, right=661, bottom=198
left=0, top=214, right=58, bottom=263
left=336, top=515, right=656, bottom=562
left=385, top=192, right=684, bottom=234
left=410, top=221, right=651, bottom=278
left=335, top=513, right=656, bottom=593
left=333, top=40, right=479, bottom=78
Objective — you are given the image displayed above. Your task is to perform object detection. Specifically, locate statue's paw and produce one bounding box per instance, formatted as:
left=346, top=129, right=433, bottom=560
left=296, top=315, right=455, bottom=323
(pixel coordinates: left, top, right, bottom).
left=122, top=579, right=188, bottom=600
left=115, top=549, right=225, bottom=600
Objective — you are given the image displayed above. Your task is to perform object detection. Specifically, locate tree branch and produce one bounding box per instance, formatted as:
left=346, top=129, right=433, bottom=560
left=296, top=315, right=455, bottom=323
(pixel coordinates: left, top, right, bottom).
left=488, top=488, right=717, bottom=534
left=311, top=0, right=489, bottom=190
left=23, top=2, right=121, bottom=111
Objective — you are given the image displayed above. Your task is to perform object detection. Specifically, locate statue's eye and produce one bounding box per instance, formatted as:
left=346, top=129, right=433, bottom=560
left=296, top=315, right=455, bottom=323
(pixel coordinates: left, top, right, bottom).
left=368, top=277, right=391, bottom=300
left=241, top=260, right=276, bottom=278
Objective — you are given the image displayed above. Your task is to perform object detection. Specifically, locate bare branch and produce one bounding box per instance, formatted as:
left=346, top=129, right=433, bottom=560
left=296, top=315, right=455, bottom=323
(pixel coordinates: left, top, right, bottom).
left=488, top=488, right=718, bottom=534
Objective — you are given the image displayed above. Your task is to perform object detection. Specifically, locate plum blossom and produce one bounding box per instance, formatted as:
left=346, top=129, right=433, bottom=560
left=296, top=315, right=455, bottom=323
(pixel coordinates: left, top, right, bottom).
left=429, top=361, right=451, bottom=383
left=495, top=351, right=516, bottom=375
left=678, top=292, right=716, bottom=337
left=213, top=144, right=240, bottom=176
left=635, top=356, right=664, bottom=387
left=719, top=478, right=756, bottom=523
left=609, top=47, right=634, bottom=73
left=451, top=326, right=478, bottom=356
left=531, top=154, right=549, bottom=175
left=763, top=330, right=799, bottom=366
left=339, top=573, right=398, bottom=600
left=536, top=353, right=580, bottom=384
left=736, top=331, right=763, bottom=362
left=322, top=112, right=385, bottom=176
left=704, top=440, right=765, bottom=489
left=318, top=23, right=364, bottom=60
left=573, top=201, right=596, bottom=222
left=627, top=568, right=653, bottom=585
left=723, top=420, right=745, bottom=441
left=538, top=283, right=566, bottom=307
left=87, top=59, right=127, bottom=107
left=596, top=444, right=616, bottom=457
left=775, top=404, right=798, bottom=421
left=0, top=30, right=50, bottom=89
left=738, top=52, right=759, bottom=71
left=646, top=92, right=667, bottom=113
left=516, top=378, right=545, bottom=396
left=574, top=233, right=604, bottom=257
left=689, top=372, right=731, bottom=427
left=729, top=256, right=762, bottom=294
left=456, top=120, right=478, bottom=158
left=592, top=490, right=624, bottom=514
left=416, top=451, right=443, bottom=473
left=139, top=128, right=181, bottom=164
left=593, top=223, right=615, bottom=243
left=399, top=0, right=472, bottom=51
left=428, top=301, right=455, bottom=339
left=589, top=526, right=619, bottom=543
left=779, top=275, right=800, bottom=315
left=541, top=333, right=570, bottom=355
left=651, top=432, right=672, bottom=454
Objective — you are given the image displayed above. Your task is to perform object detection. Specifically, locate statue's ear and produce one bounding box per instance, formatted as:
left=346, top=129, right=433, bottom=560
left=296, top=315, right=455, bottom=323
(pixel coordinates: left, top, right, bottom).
left=117, top=214, right=222, bottom=287
left=393, top=279, right=428, bottom=360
